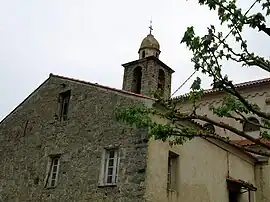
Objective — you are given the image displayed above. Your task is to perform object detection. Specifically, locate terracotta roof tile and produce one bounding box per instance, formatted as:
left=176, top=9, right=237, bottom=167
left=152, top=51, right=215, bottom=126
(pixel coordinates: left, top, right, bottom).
left=231, top=138, right=270, bottom=146
left=173, top=76, right=270, bottom=100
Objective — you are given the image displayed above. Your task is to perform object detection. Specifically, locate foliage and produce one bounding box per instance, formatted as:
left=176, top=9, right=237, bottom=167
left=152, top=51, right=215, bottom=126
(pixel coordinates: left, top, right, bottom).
left=115, top=0, right=270, bottom=156
left=114, top=104, right=196, bottom=145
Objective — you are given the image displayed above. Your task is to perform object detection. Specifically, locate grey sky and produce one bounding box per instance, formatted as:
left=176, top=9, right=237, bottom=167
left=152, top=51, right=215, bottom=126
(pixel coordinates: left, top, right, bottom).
left=0, top=0, right=269, bottom=120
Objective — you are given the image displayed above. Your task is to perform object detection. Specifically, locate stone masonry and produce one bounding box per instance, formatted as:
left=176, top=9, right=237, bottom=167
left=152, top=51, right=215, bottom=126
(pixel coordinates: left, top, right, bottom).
left=122, top=56, right=174, bottom=99
left=0, top=74, right=153, bottom=202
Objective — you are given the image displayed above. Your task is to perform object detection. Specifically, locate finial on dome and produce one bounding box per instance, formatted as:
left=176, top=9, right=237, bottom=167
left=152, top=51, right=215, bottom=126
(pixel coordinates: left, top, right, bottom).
left=149, top=18, right=153, bottom=35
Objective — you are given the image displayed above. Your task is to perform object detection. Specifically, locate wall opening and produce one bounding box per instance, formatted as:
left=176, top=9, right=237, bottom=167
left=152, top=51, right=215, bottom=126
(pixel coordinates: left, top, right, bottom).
left=142, top=51, right=146, bottom=58
left=167, top=151, right=179, bottom=190
left=59, top=90, right=71, bottom=121
left=157, top=69, right=165, bottom=96
left=132, top=66, right=142, bottom=94
left=203, top=123, right=215, bottom=132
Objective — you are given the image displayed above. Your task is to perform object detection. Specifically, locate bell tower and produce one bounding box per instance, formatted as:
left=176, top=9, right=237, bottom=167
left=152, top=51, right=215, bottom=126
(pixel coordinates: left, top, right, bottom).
left=122, top=25, right=174, bottom=99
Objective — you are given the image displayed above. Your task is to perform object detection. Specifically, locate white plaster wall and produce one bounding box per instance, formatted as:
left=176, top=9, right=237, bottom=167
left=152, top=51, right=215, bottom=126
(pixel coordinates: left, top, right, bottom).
left=255, top=161, right=270, bottom=202
left=145, top=138, right=256, bottom=202
left=176, top=84, right=270, bottom=140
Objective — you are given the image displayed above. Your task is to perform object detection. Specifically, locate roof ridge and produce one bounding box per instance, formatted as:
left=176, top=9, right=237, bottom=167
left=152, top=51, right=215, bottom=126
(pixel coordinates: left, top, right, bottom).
left=49, top=73, right=155, bottom=100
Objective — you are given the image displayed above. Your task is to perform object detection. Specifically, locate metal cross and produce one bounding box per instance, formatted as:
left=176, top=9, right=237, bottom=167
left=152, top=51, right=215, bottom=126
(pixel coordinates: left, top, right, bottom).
left=149, top=19, right=153, bottom=34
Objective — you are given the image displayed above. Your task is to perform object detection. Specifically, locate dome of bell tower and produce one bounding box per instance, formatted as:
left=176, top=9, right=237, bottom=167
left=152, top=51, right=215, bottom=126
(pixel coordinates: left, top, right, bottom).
left=139, top=34, right=160, bottom=51
left=138, top=22, right=161, bottom=59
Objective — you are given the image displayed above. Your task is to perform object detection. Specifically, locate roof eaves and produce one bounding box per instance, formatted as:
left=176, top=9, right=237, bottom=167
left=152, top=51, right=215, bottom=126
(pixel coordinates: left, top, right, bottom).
left=172, top=77, right=270, bottom=101
left=49, top=73, right=155, bottom=101
left=122, top=56, right=175, bottom=73
left=189, top=120, right=259, bottom=161
left=227, top=177, right=257, bottom=191
left=231, top=138, right=270, bottom=147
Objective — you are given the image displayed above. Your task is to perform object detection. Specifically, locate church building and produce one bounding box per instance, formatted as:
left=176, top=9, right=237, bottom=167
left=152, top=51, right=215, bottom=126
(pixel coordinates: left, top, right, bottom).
left=0, top=29, right=270, bottom=202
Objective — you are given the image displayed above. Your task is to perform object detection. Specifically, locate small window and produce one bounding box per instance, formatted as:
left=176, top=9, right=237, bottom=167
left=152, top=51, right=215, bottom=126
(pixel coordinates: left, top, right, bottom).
left=59, top=90, right=71, bottom=121
left=243, top=117, right=260, bottom=132
left=228, top=188, right=240, bottom=202
left=142, top=51, right=146, bottom=58
left=103, top=149, right=119, bottom=185
left=45, top=156, right=60, bottom=188
left=203, top=123, right=215, bottom=132
left=227, top=177, right=256, bottom=202
left=167, top=151, right=178, bottom=190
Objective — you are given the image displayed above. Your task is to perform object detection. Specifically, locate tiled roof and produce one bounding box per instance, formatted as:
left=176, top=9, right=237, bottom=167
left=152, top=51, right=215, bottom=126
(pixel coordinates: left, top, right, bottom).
left=232, top=77, right=270, bottom=88
left=231, top=138, right=270, bottom=146
left=173, top=77, right=270, bottom=100
left=50, top=74, right=154, bottom=100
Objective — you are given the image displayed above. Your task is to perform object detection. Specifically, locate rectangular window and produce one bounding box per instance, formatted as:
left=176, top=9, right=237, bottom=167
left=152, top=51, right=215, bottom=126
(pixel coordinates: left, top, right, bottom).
left=227, top=177, right=256, bottom=202
left=59, top=90, right=71, bottom=121
left=45, top=156, right=60, bottom=188
left=227, top=179, right=241, bottom=202
left=167, top=151, right=178, bottom=190
left=103, top=149, right=119, bottom=185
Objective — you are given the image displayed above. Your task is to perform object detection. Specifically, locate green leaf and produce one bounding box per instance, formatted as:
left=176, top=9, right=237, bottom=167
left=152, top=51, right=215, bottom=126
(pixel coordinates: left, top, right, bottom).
left=191, top=77, right=202, bottom=91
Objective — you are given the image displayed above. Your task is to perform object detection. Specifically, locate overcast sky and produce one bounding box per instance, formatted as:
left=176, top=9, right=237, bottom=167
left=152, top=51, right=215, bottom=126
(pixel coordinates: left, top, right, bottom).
left=0, top=0, right=269, bottom=120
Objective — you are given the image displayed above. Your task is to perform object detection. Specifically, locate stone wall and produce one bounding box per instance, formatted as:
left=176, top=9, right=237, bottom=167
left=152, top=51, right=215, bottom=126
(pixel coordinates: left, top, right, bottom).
left=0, top=75, right=152, bottom=202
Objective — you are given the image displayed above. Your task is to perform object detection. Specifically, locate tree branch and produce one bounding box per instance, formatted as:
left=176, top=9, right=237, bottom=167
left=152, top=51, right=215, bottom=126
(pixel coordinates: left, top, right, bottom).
left=223, top=82, right=270, bottom=119
left=225, top=110, right=270, bottom=130
left=179, top=113, right=270, bottom=150
left=158, top=100, right=270, bottom=150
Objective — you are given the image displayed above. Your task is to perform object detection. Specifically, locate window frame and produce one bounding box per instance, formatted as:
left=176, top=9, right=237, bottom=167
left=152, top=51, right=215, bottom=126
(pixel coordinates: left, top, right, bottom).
left=99, top=148, right=119, bottom=187
left=59, top=90, right=71, bottom=121
left=167, top=151, right=179, bottom=191
left=44, top=155, right=60, bottom=188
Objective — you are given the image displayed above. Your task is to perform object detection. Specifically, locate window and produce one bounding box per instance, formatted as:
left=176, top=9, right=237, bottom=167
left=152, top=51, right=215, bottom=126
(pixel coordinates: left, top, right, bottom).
left=228, top=189, right=240, bottom=202
left=243, top=117, right=260, bottom=132
left=102, top=149, right=119, bottom=185
left=158, top=69, right=165, bottom=96
left=45, top=156, right=60, bottom=188
left=131, top=67, right=142, bottom=94
left=227, top=179, right=242, bottom=202
left=167, top=151, right=178, bottom=190
left=203, top=123, right=215, bottom=132
left=142, top=51, right=146, bottom=58
left=59, top=90, right=71, bottom=121
left=227, top=177, right=257, bottom=202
